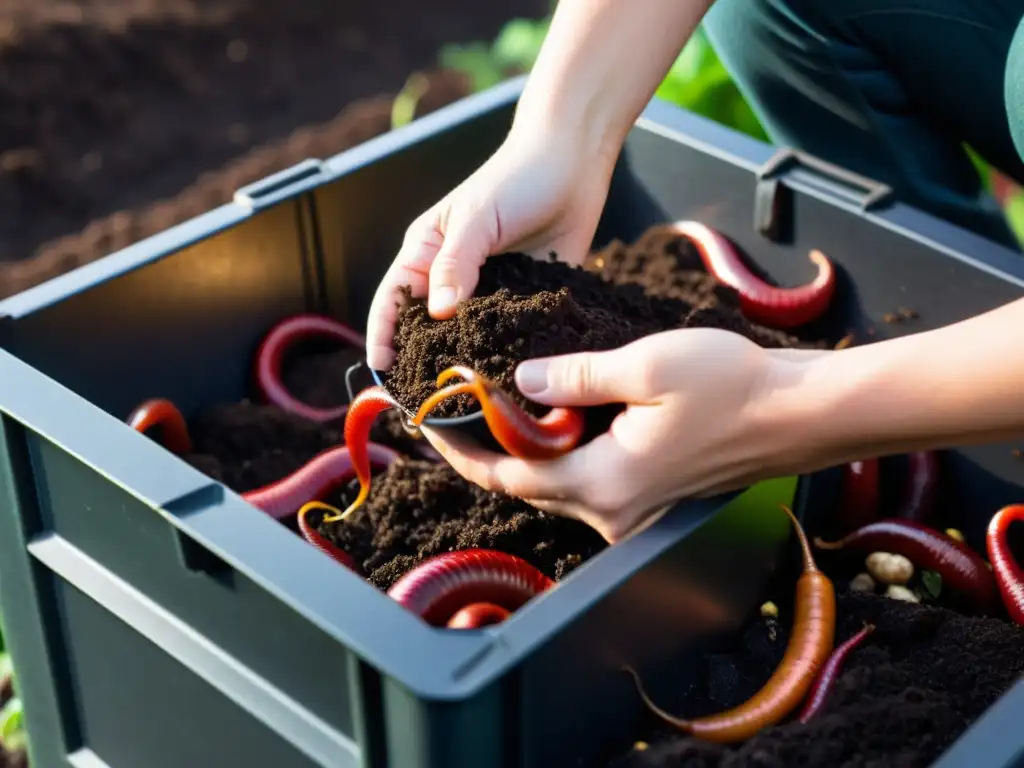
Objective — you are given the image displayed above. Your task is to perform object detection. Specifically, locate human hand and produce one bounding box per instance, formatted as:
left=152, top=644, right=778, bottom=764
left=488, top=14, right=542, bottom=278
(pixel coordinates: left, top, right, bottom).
left=364, top=126, right=616, bottom=371
left=419, top=328, right=823, bottom=542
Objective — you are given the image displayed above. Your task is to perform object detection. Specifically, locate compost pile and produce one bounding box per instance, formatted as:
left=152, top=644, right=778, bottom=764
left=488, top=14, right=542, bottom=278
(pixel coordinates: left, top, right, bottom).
left=183, top=228, right=820, bottom=588
left=172, top=222, right=1023, bottom=768
left=0, top=1, right=545, bottom=763
left=382, top=231, right=821, bottom=420
left=608, top=592, right=1024, bottom=768
left=120, top=219, right=1023, bottom=768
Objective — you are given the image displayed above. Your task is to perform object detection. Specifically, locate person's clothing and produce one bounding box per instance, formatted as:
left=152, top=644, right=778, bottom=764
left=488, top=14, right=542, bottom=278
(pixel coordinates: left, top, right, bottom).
left=702, top=0, right=1024, bottom=250
left=1007, top=15, right=1024, bottom=170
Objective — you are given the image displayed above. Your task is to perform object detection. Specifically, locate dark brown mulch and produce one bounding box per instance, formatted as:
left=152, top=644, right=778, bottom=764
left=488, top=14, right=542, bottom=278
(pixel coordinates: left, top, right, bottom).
left=0, top=0, right=548, bottom=296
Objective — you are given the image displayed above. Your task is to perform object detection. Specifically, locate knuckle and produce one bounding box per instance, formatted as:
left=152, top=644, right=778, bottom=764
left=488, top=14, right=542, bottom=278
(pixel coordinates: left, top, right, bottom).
left=402, top=209, right=442, bottom=251
left=555, top=355, right=599, bottom=397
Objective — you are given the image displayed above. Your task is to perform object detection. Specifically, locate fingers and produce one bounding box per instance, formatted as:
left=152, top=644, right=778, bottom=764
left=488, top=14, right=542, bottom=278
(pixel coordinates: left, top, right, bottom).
left=365, top=213, right=443, bottom=371
left=424, top=427, right=638, bottom=513
left=514, top=345, right=653, bottom=407
left=427, top=211, right=496, bottom=319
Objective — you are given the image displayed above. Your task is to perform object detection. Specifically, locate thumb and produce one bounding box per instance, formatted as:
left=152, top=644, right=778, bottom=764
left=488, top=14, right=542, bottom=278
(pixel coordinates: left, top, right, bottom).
left=515, top=349, right=639, bottom=407
left=427, top=217, right=493, bottom=319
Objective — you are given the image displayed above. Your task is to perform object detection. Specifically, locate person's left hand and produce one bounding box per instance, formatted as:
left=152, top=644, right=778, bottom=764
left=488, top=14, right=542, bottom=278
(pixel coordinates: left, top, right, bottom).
left=420, top=328, right=819, bottom=542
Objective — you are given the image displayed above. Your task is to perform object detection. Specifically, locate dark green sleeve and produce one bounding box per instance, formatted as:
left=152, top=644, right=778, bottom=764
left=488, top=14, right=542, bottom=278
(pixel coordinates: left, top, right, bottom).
left=1006, top=14, right=1024, bottom=162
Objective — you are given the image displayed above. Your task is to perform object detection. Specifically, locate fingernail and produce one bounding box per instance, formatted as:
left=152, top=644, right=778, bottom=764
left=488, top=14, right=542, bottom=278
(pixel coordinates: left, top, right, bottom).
left=428, top=286, right=457, bottom=315
left=516, top=360, right=549, bottom=395
left=366, top=344, right=394, bottom=372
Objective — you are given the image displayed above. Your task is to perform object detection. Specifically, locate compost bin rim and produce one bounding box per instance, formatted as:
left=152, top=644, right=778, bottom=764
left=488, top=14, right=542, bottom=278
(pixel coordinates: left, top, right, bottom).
left=0, top=76, right=1020, bottom=709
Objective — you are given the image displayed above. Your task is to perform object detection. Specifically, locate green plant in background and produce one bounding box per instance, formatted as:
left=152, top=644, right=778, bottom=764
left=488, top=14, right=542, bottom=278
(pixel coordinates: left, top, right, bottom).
left=0, top=697, right=24, bottom=754
left=391, top=71, right=432, bottom=130
left=436, top=16, right=764, bottom=141
left=652, top=28, right=767, bottom=143
left=440, top=17, right=551, bottom=94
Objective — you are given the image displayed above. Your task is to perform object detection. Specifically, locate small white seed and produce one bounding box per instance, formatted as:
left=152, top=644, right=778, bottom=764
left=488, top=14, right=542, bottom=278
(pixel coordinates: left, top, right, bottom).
left=849, top=572, right=877, bottom=593
left=760, top=601, right=779, bottom=618
left=885, top=584, right=920, bottom=603
left=866, top=552, right=914, bottom=585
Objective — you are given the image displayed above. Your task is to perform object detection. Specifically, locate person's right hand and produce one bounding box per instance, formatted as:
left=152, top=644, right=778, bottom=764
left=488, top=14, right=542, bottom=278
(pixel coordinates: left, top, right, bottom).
left=365, top=126, right=616, bottom=371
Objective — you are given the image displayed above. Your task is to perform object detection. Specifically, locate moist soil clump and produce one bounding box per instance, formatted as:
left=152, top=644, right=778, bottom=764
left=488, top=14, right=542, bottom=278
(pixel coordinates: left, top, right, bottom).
left=384, top=231, right=827, bottom=421
left=313, top=457, right=607, bottom=589
left=608, top=591, right=1024, bottom=768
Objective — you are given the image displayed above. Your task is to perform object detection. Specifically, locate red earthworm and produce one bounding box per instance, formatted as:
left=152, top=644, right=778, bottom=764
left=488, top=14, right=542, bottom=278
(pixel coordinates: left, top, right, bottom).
left=797, top=623, right=875, bottom=723
left=254, top=314, right=366, bottom=422
left=315, top=386, right=401, bottom=522
left=446, top=603, right=513, bottom=629
left=815, top=519, right=999, bottom=613
left=125, top=396, right=399, bottom=519
left=894, top=451, right=940, bottom=523
left=125, top=397, right=389, bottom=570
left=837, top=459, right=880, bottom=532
left=411, top=366, right=585, bottom=460
left=386, top=549, right=554, bottom=627
left=625, top=504, right=835, bottom=744
left=985, top=505, right=1024, bottom=625
left=295, top=502, right=359, bottom=572
left=667, top=220, right=835, bottom=329
left=245, top=443, right=399, bottom=519
left=127, top=398, right=193, bottom=454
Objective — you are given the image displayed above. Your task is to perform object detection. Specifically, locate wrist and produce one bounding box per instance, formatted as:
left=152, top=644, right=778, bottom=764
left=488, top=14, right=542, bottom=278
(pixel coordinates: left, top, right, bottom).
left=510, top=80, right=625, bottom=170
left=746, top=299, right=1024, bottom=480
left=745, top=347, right=891, bottom=478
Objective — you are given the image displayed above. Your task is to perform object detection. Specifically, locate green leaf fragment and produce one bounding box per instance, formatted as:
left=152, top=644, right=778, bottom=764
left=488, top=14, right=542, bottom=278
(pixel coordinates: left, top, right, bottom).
left=391, top=72, right=432, bottom=130
left=0, top=696, right=23, bottom=747
left=921, top=570, right=942, bottom=599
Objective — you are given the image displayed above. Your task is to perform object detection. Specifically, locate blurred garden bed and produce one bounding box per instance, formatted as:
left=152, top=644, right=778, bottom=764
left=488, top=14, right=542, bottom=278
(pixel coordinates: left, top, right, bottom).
left=0, top=0, right=547, bottom=297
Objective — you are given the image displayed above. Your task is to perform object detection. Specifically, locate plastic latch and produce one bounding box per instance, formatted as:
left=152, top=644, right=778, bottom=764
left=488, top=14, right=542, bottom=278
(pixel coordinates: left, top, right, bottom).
left=754, top=148, right=894, bottom=241
left=233, top=158, right=327, bottom=211
left=174, top=530, right=235, bottom=586
left=0, top=315, right=12, bottom=350
left=164, top=483, right=235, bottom=586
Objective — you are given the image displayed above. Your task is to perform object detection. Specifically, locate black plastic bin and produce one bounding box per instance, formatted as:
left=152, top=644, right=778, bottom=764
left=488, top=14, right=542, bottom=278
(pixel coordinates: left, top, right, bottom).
left=0, top=76, right=1020, bottom=768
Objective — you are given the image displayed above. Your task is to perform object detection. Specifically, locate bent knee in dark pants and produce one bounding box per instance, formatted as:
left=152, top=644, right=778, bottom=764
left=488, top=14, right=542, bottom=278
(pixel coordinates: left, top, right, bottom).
left=702, top=0, right=1024, bottom=249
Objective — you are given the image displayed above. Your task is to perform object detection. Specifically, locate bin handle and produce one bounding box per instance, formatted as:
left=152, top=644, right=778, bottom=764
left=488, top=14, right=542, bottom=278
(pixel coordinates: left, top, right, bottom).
left=754, top=147, right=894, bottom=241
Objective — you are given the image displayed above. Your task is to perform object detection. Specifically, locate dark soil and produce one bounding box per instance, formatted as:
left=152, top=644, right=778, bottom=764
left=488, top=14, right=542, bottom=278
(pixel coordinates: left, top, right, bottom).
left=0, top=0, right=548, bottom=297
left=177, top=227, right=832, bottom=592
left=0, top=747, right=26, bottom=768
left=383, top=227, right=828, bottom=422
left=608, top=591, right=1024, bottom=768
left=180, top=386, right=429, bottom=494
left=313, top=457, right=607, bottom=588
left=178, top=346, right=606, bottom=588
left=127, top=219, right=1018, bottom=768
